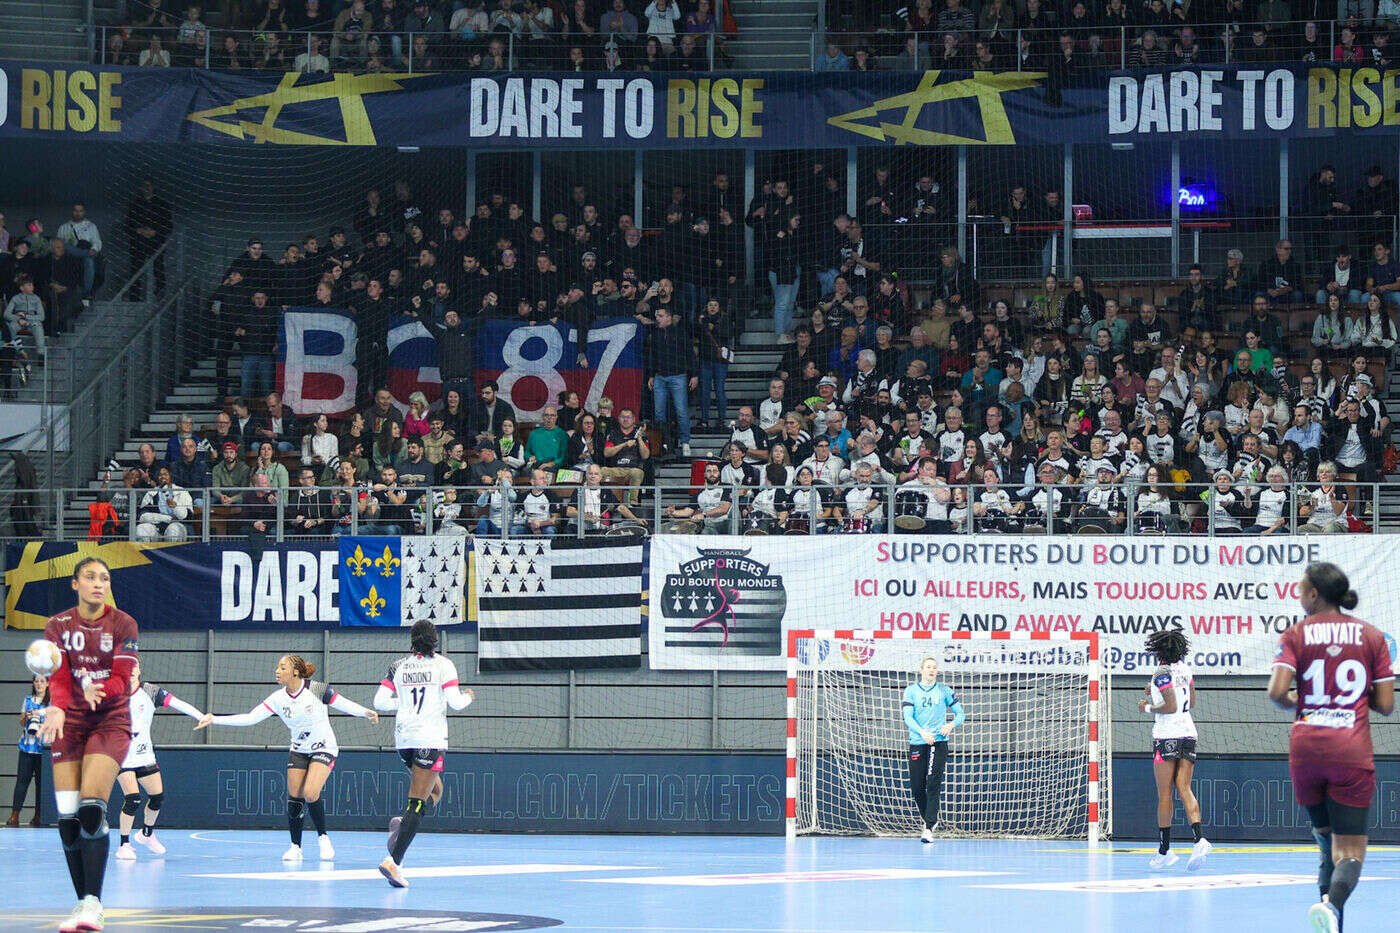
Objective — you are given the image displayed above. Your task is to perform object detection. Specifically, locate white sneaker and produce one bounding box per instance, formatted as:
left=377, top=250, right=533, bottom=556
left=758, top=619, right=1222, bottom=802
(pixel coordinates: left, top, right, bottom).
left=1148, top=851, right=1179, bottom=870
left=1186, top=838, right=1212, bottom=871
left=75, top=895, right=103, bottom=932
left=1307, top=900, right=1341, bottom=933
left=318, top=835, right=335, bottom=860
left=115, top=842, right=137, bottom=860
left=379, top=855, right=409, bottom=888
left=136, top=831, right=166, bottom=856
left=282, top=844, right=303, bottom=862
left=681, top=443, right=691, bottom=457
left=920, top=827, right=934, bottom=843
left=58, top=901, right=87, bottom=933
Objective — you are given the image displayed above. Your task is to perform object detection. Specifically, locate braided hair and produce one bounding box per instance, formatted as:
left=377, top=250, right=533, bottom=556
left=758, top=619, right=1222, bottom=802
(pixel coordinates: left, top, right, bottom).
left=1145, top=629, right=1189, bottom=665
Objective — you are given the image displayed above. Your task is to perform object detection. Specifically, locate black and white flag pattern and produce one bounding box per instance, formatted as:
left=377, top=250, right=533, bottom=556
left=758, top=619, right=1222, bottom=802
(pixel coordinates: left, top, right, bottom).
left=475, top=537, right=642, bottom=672
left=402, top=536, right=467, bottom=626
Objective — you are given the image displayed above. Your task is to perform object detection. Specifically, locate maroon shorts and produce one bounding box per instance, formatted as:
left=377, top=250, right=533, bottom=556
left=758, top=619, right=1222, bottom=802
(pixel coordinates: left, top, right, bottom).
left=51, top=706, right=132, bottom=767
left=1290, top=758, right=1376, bottom=810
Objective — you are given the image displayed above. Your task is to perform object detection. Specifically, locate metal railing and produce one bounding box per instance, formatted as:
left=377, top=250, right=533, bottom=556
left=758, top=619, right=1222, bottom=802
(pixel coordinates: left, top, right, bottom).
left=6, top=478, right=1390, bottom=543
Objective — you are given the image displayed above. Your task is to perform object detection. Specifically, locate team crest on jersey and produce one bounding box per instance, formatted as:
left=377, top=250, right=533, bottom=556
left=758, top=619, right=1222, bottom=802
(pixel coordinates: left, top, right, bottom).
left=100, top=633, right=113, bottom=652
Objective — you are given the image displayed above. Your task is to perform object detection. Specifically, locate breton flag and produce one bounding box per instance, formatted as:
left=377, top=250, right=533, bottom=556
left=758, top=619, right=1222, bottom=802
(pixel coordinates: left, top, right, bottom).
left=475, top=537, right=642, bottom=672
left=386, top=313, right=441, bottom=413
left=339, top=535, right=466, bottom=627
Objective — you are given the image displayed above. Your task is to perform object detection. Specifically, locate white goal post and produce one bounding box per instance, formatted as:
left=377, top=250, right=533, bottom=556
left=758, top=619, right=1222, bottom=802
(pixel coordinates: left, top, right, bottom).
left=786, top=629, right=1110, bottom=844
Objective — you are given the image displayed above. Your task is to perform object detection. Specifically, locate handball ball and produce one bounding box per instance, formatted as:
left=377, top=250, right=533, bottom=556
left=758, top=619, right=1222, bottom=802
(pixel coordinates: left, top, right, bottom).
left=25, top=639, right=62, bottom=677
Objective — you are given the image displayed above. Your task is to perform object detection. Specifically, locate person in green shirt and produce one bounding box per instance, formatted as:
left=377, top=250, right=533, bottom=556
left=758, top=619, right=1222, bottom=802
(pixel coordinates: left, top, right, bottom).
left=212, top=441, right=252, bottom=535
left=523, top=406, right=569, bottom=474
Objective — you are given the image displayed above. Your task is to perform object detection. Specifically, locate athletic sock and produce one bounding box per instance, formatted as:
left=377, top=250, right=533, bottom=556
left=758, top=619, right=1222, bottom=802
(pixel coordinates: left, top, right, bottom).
left=308, top=799, right=328, bottom=836
left=120, top=834, right=130, bottom=845
left=287, top=796, right=306, bottom=847
left=1158, top=827, right=1171, bottom=855
left=1328, top=858, right=1361, bottom=912
left=1314, top=829, right=1334, bottom=898
left=77, top=799, right=109, bottom=899
left=1190, top=822, right=1203, bottom=844
left=58, top=817, right=84, bottom=899
left=141, top=825, right=153, bottom=837
left=390, top=798, right=425, bottom=865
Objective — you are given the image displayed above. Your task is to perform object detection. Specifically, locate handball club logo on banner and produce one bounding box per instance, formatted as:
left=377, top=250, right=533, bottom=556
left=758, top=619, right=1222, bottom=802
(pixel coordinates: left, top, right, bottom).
left=659, top=548, right=787, bottom=655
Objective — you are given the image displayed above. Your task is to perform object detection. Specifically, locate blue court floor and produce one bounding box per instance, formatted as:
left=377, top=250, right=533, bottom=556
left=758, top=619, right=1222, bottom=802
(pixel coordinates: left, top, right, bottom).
left=0, top=830, right=1396, bottom=932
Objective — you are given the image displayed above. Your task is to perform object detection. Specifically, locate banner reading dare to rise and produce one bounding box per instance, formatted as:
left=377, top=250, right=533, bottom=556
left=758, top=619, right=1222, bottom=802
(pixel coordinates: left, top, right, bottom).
left=5, top=62, right=1400, bottom=149
left=647, top=535, right=1400, bottom=673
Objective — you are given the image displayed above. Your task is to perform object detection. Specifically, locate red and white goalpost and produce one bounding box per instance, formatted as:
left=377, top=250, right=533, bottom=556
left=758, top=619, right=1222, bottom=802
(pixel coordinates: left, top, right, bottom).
left=786, top=630, right=1109, bottom=844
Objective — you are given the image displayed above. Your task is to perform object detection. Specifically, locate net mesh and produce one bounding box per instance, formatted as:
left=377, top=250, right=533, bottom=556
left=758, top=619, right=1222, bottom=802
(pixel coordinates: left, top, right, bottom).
left=793, top=633, right=1108, bottom=840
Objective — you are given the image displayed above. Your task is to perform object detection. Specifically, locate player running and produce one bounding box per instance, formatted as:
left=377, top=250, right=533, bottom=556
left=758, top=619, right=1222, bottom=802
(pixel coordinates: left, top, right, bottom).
left=37, top=557, right=140, bottom=932
left=196, top=655, right=378, bottom=862
left=902, top=656, right=964, bottom=843
left=1268, top=562, right=1394, bottom=933
left=373, top=620, right=474, bottom=887
left=114, top=662, right=205, bottom=861
left=1138, top=629, right=1211, bottom=871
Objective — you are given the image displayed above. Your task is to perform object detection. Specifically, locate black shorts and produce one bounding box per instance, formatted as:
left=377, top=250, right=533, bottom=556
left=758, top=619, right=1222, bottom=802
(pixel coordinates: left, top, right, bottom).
left=1153, top=737, right=1198, bottom=762
left=399, top=748, right=445, bottom=772
left=288, top=750, right=337, bottom=770
left=120, top=764, right=161, bottom=779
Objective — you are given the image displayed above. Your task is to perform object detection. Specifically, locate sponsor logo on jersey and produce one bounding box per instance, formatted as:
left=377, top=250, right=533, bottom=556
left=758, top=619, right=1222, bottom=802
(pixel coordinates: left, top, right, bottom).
left=100, top=633, right=113, bottom=652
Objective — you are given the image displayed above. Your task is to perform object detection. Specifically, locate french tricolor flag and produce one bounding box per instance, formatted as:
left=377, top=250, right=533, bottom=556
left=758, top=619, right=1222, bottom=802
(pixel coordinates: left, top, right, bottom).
left=387, top=313, right=442, bottom=412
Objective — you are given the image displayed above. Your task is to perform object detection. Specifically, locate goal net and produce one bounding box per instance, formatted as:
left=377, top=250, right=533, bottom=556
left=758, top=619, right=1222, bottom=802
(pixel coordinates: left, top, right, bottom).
left=788, top=630, right=1108, bottom=842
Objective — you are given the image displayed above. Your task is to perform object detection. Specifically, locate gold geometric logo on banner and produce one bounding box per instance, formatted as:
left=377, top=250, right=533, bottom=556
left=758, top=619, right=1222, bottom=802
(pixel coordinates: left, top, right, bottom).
left=827, top=71, right=1044, bottom=146
left=185, top=72, right=416, bottom=146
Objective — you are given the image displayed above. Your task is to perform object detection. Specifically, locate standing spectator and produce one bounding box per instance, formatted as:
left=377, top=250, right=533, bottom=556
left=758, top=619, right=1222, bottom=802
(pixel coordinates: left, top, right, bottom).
left=932, top=247, right=977, bottom=309
left=8, top=672, right=47, bottom=827
left=139, top=35, right=171, bottom=67
left=601, top=407, right=649, bottom=502
left=814, top=39, right=850, bottom=70
left=125, top=179, right=172, bottom=299
left=695, top=298, right=732, bottom=430
left=1354, top=165, right=1397, bottom=248
left=295, top=35, right=331, bottom=73
left=646, top=306, right=698, bottom=457
left=233, top=290, right=277, bottom=400
left=769, top=214, right=801, bottom=342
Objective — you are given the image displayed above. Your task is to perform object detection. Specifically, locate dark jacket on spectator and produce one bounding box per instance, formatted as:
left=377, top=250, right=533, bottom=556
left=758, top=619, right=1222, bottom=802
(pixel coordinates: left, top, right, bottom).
left=170, top=455, right=212, bottom=494
left=932, top=261, right=979, bottom=308
left=247, top=408, right=300, bottom=447
left=469, top=397, right=517, bottom=441
left=432, top=318, right=474, bottom=382
left=645, top=319, right=697, bottom=377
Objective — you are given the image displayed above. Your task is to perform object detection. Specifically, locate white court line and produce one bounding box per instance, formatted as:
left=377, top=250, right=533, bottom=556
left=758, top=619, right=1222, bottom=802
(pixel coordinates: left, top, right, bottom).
left=976, top=873, right=1389, bottom=893
left=193, top=863, right=653, bottom=881
left=575, top=868, right=1009, bottom=886
left=188, top=830, right=292, bottom=847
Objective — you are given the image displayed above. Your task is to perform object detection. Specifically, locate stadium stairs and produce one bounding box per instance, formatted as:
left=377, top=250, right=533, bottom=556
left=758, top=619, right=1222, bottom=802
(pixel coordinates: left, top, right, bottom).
left=0, top=0, right=90, bottom=63
left=722, top=0, right=818, bottom=71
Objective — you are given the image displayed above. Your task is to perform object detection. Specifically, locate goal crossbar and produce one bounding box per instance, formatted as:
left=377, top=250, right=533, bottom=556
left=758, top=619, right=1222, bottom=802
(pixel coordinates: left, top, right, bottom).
left=785, top=629, right=1105, bottom=844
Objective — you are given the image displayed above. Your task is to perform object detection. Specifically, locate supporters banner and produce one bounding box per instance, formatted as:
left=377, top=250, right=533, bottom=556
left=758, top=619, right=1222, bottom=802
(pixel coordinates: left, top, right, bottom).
left=276, top=308, right=358, bottom=417
left=3, top=539, right=470, bottom=630
left=386, top=313, right=441, bottom=413
left=647, top=535, right=1400, bottom=672
left=475, top=316, right=642, bottom=421
left=6, top=62, right=1400, bottom=149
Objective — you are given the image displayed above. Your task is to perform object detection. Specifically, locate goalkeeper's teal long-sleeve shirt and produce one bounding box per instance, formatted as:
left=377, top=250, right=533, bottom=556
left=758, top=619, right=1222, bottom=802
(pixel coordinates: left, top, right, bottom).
left=902, top=681, right=964, bottom=744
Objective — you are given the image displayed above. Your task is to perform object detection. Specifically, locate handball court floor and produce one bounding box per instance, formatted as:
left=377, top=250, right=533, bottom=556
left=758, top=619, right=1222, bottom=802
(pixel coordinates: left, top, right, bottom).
left=2, top=830, right=1398, bottom=932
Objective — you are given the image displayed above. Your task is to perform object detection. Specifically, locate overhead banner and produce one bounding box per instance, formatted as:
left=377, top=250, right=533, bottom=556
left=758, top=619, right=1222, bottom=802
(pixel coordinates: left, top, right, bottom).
left=277, top=307, right=358, bottom=416
left=3, top=539, right=470, bottom=630
left=386, top=312, right=441, bottom=412
left=647, top=536, right=1400, bottom=673
left=5, top=62, right=1399, bottom=149
left=475, top=316, right=641, bottom=420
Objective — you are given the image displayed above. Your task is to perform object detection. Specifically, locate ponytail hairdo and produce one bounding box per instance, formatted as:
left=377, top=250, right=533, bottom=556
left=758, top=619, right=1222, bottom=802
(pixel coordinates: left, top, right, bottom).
left=1304, top=561, right=1359, bottom=611
left=1145, top=629, right=1190, bottom=665
left=410, top=619, right=439, bottom=657
left=285, top=655, right=317, bottom=679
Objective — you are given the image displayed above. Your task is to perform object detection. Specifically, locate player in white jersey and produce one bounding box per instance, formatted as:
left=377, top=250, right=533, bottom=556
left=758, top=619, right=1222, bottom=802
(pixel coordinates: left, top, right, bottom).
left=373, top=621, right=474, bottom=887
left=113, top=662, right=204, bottom=861
left=1137, top=629, right=1210, bottom=871
left=197, top=654, right=378, bottom=863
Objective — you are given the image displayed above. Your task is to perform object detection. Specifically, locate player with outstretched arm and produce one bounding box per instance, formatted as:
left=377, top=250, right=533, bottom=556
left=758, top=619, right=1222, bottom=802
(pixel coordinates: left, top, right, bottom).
left=1267, top=562, right=1394, bottom=933
left=372, top=619, right=475, bottom=887
left=38, top=556, right=140, bottom=932
left=902, top=656, right=964, bottom=843
left=196, top=655, right=378, bottom=862
left=114, top=662, right=205, bottom=860
left=1138, top=629, right=1211, bottom=871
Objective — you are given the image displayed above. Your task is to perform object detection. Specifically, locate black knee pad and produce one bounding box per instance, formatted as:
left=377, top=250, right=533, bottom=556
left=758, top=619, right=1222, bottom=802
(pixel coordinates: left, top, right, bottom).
left=145, top=793, right=164, bottom=813
left=287, top=796, right=305, bottom=819
left=121, top=794, right=142, bottom=817
left=77, top=799, right=108, bottom=838
left=58, top=816, right=81, bottom=850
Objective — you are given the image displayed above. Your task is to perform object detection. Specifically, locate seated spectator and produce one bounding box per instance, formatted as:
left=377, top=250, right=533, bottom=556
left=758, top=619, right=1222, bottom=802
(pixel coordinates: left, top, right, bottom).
left=1359, top=293, right=1400, bottom=357
left=1219, top=248, right=1253, bottom=304
left=169, top=437, right=212, bottom=510
left=301, top=413, right=338, bottom=469
left=366, top=465, right=410, bottom=535
left=1298, top=461, right=1350, bottom=533
left=394, top=437, right=434, bottom=490
left=422, top=413, right=455, bottom=465
left=1363, top=240, right=1400, bottom=308
left=1317, top=244, right=1364, bottom=306
left=799, top=435, right=845, bottom=486
left=3, top=275, right=44, bottom=355
left=1314, top=293, right=1354, bottom=353
left=373, top=420, right=407, bottom=472
left=135, top=467, right=192, bottom=542
left=1203, top=470, right=1250, bottom=534
left=517, top=469, right=560, bottom=537
left=777, top=466, right=837, bottom=533
left=842, top=463, right=886, bottom=533
left=248, top=391, right=298, bottom=453
left=664, top=461, right=732, bottom=533
left=211, top=441, right=249, bottom=535
left=287, top=467, right=332, bottom=534
left=253, top=441, right=290, bottom=489
left=521, top=405, right=568, bottom=474
left=132, top=443, right=169, bottom=488
left=403, top=391, right=431, bottom=440
left=1243, top=466, right=1293, bottom=534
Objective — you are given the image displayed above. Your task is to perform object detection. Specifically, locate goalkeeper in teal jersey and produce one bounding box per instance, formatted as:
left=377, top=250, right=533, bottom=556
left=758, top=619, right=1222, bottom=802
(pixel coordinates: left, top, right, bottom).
left=903, top=656, right=965, bottom=843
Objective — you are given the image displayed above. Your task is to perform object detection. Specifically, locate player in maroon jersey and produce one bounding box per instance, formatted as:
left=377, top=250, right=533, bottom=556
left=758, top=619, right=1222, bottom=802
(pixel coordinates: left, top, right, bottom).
left=36, top=557, right=140, bottom=933
left=1267, top=562, right=1394, bottom=933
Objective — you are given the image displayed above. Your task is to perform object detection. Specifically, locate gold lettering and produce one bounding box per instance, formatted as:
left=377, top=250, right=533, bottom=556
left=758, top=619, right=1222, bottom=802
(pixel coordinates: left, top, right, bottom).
left=695, top=78, right=711, bottom=137
left=52, top=69, right=67, bottom=131
left=740, top=78, right=763, bottom=138
left=21, top=69, right=51, bottom=131
left=1353, top=67, right=1381, bottom=127
left=1337, top=69, right=1351, bottom=128
left=1384, top=69, right=1400, bottom=126
left=710, top=78, right=739, bottom=138
left=1308, top=68, right=1337, bottom=129
left=99, top=72, right=122, bottom=132
left=67, top=71, right=97, bottom=132
left=667, top=79, right=696, bottom=138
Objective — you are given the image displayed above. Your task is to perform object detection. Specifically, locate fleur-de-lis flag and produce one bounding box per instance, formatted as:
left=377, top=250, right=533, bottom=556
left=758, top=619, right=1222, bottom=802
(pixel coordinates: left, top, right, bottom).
left=338, top=536, right=466, bottom=627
